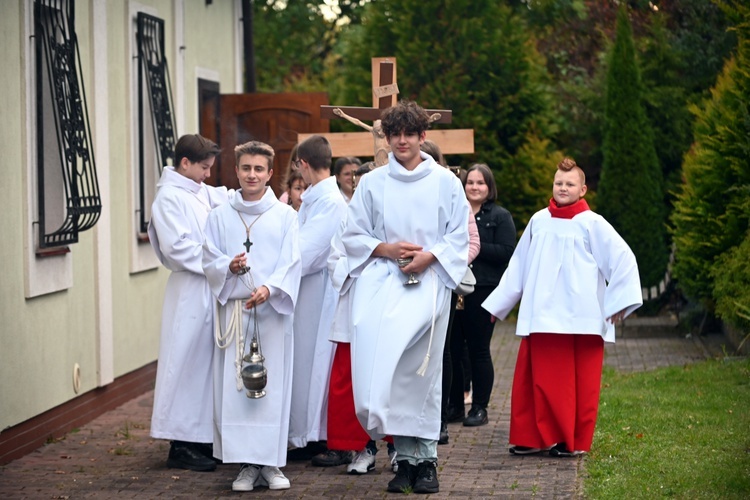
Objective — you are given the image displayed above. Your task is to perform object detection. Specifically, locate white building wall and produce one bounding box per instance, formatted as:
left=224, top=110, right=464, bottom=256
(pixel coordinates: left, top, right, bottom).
left=0, top=0, right=240, bottom=430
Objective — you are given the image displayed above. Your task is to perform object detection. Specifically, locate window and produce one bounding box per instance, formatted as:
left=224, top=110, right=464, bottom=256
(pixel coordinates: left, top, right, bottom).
left=34, top=0, right=101, bottom=250
left=135, top=11, right=176, bottom=236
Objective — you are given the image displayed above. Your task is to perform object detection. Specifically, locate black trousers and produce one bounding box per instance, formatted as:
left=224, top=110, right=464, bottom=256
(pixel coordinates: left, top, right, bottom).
left=448, top=286, right=496, bottom=410
left=440, top=293, right=458, bottom=422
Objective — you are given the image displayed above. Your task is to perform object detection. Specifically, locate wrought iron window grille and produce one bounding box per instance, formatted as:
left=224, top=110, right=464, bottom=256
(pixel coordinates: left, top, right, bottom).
left=34, top=0, right=101, bottom=249
left=136, top=12, right=177, bottom=235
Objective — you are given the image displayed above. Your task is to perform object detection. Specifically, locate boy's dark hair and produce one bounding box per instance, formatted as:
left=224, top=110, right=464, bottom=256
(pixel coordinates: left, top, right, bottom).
left=234, top=141, right=275, bottom=169
left=381, top=100, right=430, bottom=139
left=464, top=163, right=497, bottom=203
left=333, top=156, right=362, bottom=176
left=297, top=135, right=332, bottom=171
left=175, top=134, right=221, bottom=164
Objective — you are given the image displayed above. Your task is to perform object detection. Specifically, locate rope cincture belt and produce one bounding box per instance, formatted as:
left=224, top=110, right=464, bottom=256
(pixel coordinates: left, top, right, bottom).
left=214, top=299, right=251, bottom=391
left=416, top=267, right=437, bottom=377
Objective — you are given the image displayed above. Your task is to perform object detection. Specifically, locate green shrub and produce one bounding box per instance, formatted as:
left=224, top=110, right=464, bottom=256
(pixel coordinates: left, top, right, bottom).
left=711, top=228, right=750, bottom=331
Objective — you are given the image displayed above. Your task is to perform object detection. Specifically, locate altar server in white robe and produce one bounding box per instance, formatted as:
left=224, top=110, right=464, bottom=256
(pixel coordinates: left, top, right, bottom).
left=482, top=157, right=642, bottom=458
left=342, top=100, right=470, bottom=494
left=288, top=135, right=348, bottom=456
left=202, top=141, right=301, bottom=492
left=148, top=134, right=229, bottom=472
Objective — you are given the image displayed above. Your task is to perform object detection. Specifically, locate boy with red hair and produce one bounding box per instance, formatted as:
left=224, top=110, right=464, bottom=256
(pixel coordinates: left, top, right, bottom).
left=482, top=157, right=642, bottom=457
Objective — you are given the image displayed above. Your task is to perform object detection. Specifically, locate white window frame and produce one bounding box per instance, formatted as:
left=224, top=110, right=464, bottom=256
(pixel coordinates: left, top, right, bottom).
left=128, top=1, right=162, bottom=274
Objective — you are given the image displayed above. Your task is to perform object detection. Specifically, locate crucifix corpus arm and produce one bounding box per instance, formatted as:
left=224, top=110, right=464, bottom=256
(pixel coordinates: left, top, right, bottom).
left=333, top=108, right=373, bottom=132
left=333, top=108, right=390, bottom=167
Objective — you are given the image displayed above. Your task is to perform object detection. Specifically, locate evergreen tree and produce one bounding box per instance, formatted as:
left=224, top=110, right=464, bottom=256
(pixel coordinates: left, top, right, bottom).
left=598, top=6, right=667, bottom=288
left=671, top=2, right=750, bottom=319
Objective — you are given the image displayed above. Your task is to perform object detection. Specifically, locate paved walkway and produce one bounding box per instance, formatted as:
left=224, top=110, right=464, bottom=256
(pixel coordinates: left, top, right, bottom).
left=0, top=322, right=729, bottom=499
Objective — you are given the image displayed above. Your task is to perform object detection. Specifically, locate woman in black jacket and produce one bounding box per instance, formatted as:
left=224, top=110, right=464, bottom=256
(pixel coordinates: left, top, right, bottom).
left=448, top=163, right=516, bottom=426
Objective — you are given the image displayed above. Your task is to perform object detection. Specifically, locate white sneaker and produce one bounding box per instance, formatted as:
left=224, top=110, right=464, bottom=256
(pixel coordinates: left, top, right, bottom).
left=260, top=465, right=291, bottom=490
left=347, top=447, right=376, bottom=474
left=232, top=464, right=261, bottom=492
left=388, top=449, right=398, bottom=473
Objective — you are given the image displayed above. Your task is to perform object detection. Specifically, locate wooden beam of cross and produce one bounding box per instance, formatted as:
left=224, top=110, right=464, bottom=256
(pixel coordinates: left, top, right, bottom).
left=298, top=57, right=474, bottom=163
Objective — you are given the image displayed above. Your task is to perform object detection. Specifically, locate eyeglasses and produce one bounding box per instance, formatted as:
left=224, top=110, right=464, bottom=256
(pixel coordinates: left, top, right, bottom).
left=292, top=158, right=303, bottom=170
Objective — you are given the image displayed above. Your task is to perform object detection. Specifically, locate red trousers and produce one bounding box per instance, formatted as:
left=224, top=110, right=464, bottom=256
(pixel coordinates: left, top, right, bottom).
left=509, top=333, right=604, bottom=452
left=326, top=343, right=392, bottom=450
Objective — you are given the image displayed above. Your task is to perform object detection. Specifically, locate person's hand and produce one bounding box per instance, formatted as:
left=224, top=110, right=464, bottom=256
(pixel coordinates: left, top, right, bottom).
left=245, top=286, right=269, bottom=309
left=607, top=309, right=627, bottom=324
left=374, top=241, right=422, bottom=261
left=230, top=252, right=247, bottom=274
left=399, top=250, right=436, bottom=274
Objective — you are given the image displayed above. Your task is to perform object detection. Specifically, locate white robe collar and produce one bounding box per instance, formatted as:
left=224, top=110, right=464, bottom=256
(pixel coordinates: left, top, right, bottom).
left=158, top=166, right=204, bottom=194
left=301, top=175, right=340, bottom=204
left=386, top=152, right=435, bottom=183
left=230, top=187, right=278, bottom=215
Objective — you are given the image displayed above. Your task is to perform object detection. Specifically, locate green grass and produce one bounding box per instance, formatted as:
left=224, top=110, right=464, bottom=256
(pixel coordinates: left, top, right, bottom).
left=584, top=358, right=750, bottom=499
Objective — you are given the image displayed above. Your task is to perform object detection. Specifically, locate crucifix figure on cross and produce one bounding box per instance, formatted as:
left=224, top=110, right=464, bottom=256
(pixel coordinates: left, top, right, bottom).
left=298, top=57, right=474, bottom=162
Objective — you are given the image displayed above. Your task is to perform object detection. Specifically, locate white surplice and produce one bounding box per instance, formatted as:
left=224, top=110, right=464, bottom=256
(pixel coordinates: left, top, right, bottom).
left=482, top=208, right=643, bottom=343
left=147, top=167, right=230, bottom=442
left=288, top=176, right=347, bottom=447
left=202, top=188, right=301, bottom=465
left=342, top=153, right=470, bottom=440
left=327, top=217, right=355, bottom=343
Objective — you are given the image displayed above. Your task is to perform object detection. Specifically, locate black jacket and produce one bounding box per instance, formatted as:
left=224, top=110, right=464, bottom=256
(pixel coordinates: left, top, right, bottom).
left=470, top=201, right=517, bottom=287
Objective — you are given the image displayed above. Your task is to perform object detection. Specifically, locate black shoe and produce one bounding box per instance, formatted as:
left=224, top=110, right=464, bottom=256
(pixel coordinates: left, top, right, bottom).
left=446, top=405, right=465, bottom=423
left=463, top=405, right=489, bottom=427
left=438, top=421, right=449, bottom=445
left=195, top=442, right=221, bottom=463
left=167, top=441, right=217, bottom=471
left=509, top=445, right=543, bottom=455
left=549, top=442, right=580, bottom=457
left=310, top=449, right=354, bottom=467
left=387, top=460, right=417, bottom=493
left=413, top=460, right=439, bottom=494
left=287, top=441, right=328, bottom=461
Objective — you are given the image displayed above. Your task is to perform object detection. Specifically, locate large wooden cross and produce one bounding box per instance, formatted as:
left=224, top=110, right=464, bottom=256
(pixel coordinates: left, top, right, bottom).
left=298, top=57, right=474, bottom=160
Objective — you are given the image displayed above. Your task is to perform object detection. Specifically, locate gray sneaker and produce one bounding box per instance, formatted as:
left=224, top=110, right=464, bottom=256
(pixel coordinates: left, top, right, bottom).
left=259, top=466, right=290, bottom=490
left=232, top=464, right=261, bottom=492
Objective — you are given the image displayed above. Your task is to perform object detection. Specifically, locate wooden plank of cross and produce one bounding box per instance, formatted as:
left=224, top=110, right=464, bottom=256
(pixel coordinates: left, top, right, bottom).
left=298, top=57, right=474, bottom=163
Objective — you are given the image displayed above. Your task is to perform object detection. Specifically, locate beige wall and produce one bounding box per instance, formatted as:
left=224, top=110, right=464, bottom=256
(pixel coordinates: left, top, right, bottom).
left=0, top=0, right=239, bottom=430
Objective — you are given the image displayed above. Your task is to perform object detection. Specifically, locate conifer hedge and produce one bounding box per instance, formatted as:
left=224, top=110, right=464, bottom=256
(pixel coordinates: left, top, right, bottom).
left=599, top=6, right=668, bottom=288
left=671, top=2, right=750, bottom=329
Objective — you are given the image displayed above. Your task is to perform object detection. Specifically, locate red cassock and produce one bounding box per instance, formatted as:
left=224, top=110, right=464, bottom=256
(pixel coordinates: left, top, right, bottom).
left=326, top=343, right=392, bottom=450
left=509, top=333, right=604, bottom=452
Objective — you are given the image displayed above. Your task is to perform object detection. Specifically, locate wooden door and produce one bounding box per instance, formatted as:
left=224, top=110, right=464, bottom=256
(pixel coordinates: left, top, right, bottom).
left=209, top=92, right=329, bottom=196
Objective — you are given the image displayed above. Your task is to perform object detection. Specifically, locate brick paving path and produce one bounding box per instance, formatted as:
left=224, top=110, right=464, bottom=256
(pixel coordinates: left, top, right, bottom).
left=0, top=323, right=728, bottom=499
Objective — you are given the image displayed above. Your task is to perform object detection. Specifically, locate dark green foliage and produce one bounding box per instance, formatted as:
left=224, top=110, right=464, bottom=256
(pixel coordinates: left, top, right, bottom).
left=671, top=2, right=750, bottom=318
left=252, top=0, right=369, bottom=92
left=599, top=6, right=668, bottom=288
left=328, top=0, right=560, bottom=230
left=639, top=14, right=694, bottom=207
left=659, top=0, right=738, bottom=97
left=712, top=229, right=750, bottom=331
left=252, top=0, right=330, bottom=91
left=495, top=134, right=561, bottom=233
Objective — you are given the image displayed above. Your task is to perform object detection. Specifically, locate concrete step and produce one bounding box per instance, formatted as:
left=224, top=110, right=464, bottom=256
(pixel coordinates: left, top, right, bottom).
left=618, top=315, right=683, bottom=338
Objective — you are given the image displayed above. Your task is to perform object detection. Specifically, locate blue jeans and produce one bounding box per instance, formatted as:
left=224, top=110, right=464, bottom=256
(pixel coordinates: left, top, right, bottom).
left=392, top=436, right=437, bottom=465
